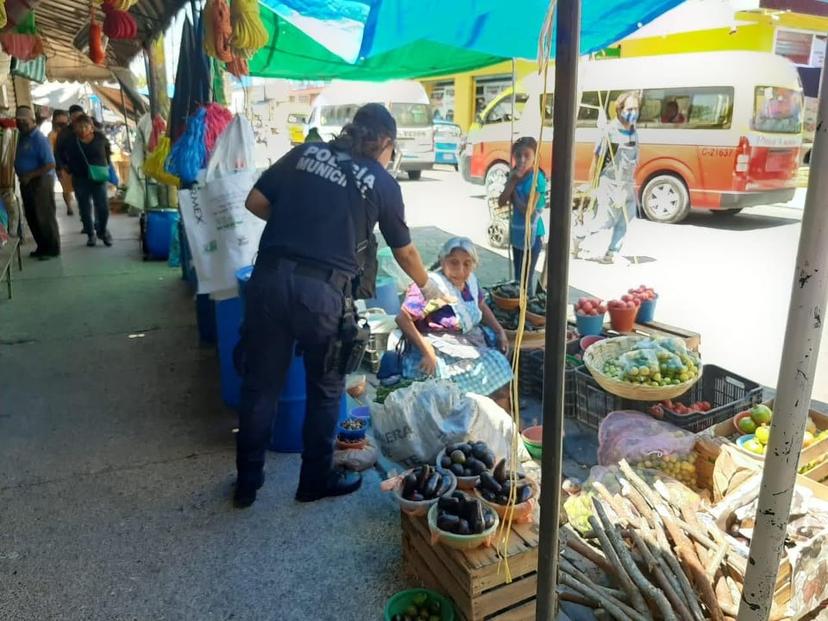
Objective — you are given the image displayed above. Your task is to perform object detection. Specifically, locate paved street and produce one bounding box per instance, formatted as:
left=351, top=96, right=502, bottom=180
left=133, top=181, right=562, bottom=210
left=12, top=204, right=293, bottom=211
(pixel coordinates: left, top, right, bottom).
left=397, top=168, right=827, bottom=403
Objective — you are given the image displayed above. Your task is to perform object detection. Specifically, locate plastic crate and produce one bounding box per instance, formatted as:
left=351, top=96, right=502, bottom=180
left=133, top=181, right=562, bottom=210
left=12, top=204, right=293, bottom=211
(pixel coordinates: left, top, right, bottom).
left=654, top=364, right=763, bottom=433
left=517, top=343, right=583, bottom=419
left=573, top=364, right=763, bottom=432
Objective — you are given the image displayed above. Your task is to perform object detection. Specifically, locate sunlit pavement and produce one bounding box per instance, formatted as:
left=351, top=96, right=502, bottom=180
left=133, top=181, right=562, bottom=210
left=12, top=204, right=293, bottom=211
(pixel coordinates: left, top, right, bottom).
left=399, top=168, right=826, bottom=403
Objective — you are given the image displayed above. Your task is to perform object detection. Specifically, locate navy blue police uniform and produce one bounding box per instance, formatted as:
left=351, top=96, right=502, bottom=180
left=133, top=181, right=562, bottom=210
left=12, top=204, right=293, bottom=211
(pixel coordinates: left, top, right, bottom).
left=236, top=131, right=410, bottom=502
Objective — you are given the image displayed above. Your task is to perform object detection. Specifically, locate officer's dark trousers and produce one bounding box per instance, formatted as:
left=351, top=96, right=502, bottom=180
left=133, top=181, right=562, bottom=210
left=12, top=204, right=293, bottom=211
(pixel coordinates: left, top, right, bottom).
left=236, top=259, right=345, bottom=494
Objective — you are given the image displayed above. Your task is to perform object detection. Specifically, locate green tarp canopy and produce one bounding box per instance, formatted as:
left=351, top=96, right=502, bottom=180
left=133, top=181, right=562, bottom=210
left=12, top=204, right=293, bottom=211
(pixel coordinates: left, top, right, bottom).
left=248, top=8, right=506, bottom=81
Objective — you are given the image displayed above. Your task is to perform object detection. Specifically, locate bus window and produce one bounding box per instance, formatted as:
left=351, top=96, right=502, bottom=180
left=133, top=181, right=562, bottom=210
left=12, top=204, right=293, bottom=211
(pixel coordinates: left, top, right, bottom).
left=389, top=103, right=431, bottom=127
left=577, top=91, right=624, bottom=126
left=636, top=87, right=733, bottom=129
left=483, top=93, right=528, bottom=125
left=687, top=89, right=733, bottom=129
left=752, top=86, right=802, bottom=134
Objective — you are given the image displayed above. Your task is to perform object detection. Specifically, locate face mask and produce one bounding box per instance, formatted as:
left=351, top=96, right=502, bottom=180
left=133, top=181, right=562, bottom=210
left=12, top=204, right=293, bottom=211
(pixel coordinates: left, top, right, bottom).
left=622, top=110, right=639, bottom=124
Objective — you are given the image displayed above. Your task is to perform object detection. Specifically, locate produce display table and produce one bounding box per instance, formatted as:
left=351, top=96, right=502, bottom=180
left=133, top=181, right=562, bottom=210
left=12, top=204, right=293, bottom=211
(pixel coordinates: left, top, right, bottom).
left=401, top=512, right=540, bottom=621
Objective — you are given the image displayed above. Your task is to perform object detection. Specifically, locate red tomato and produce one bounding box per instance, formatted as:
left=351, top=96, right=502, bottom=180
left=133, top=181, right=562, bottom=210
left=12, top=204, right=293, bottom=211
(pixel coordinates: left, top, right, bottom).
left=626, top=301, right=636, bottom=310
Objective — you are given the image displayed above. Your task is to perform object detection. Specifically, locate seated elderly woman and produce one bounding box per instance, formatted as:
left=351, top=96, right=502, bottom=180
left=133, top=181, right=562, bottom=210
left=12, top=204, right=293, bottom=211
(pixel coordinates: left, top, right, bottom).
left=395, top=237, right=513, bottom=400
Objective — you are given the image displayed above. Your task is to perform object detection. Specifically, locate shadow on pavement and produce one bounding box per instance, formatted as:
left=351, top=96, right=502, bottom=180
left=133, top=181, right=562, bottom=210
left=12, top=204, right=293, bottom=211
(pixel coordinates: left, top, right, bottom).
left=681, top=210, right=800, bottom=231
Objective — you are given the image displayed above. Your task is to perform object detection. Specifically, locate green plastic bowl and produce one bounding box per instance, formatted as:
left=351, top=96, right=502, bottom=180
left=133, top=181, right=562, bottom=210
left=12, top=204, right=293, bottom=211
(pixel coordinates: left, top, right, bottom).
left=523, top=442, right=543, bottom=459
left=384, top=588, right=455, bottom=621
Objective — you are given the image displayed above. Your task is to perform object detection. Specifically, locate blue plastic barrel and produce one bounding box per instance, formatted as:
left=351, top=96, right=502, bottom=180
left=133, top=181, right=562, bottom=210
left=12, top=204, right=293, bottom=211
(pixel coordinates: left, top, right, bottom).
left=146, top=209, right=179, bottom=260
left=365, top=276, right=400, bottom=315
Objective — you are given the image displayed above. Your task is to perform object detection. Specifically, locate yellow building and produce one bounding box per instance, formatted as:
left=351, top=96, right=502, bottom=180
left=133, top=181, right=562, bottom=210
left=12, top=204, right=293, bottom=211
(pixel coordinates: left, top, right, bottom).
left=424, top=4, right=827, bottom=135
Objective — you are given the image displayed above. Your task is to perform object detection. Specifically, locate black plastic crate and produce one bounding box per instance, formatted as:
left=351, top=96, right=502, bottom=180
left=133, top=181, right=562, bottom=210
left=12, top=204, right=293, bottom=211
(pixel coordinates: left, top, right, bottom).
left=517, top=343, right=583, bottom=420
left=573, top=364, right=763, bottom=433
left=654, top=364, right=763, bottom=433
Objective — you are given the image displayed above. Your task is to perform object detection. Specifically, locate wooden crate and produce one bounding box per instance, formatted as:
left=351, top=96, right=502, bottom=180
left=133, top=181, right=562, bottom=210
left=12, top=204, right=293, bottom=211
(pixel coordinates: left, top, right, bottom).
left=401, top=513, right=540, bottom=621
left=708, top=398, right=828, bottom=484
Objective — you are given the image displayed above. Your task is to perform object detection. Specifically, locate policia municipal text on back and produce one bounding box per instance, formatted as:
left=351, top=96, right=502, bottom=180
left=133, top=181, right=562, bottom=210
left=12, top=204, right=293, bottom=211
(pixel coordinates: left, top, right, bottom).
left=234, top=104, right=445, bottom=508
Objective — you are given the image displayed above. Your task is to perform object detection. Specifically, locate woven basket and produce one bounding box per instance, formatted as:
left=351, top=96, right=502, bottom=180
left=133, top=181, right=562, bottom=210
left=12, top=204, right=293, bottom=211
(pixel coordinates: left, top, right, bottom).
left=583, top=335, right=701, bottom=401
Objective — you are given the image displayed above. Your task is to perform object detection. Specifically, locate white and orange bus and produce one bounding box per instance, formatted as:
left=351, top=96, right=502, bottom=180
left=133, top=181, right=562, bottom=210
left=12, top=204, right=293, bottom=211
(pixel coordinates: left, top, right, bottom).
left=461, top=51, right=802, bottom=223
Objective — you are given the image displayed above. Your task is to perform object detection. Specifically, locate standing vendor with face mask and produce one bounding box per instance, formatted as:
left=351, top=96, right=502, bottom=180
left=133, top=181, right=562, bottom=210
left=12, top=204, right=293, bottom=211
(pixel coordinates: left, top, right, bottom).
left=235, top=104, right=443, bottom=508
left=14, top=106, right=60, bottom=260
left=575, top=91, right=641, bottom=264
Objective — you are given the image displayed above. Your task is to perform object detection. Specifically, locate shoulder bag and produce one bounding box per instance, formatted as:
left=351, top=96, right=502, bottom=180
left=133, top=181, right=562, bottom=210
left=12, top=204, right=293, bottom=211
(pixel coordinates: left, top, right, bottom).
left=76, top=138, right=110, bottom=183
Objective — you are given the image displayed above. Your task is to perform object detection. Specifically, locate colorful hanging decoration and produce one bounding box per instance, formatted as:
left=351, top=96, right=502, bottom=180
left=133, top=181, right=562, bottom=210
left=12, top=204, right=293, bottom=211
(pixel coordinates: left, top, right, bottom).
left=0, top=1, right=7, bottom=30
left=166, top=108, right=207, bottom=185
left=102, top=1, right=138, bottom=40
left=226, top=56, right=248, bottom=78
left=203, top=104, right=233, bottom=155
left=0, top=9, right=42, bottom=60
left=105, top=0, right=139, bottom=10
left=229, top=0, right=268, bottom=59
left=203, top=0, right=233, bottom=62
left=143, top=136, right=180, bottom=188
left=147, top=115, right=167, bottom=153
left=87, top=2, right=106, bottom=65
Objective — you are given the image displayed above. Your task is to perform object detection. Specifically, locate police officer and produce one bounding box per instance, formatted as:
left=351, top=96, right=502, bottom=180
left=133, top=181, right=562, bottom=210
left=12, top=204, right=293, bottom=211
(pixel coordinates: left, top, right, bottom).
left=235, top=104, right=444, bottom=508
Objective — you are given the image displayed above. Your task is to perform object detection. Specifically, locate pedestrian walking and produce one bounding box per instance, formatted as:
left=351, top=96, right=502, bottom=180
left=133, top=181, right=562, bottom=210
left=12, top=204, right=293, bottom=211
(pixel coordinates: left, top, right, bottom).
left=574, top=91, right=641, bottom=264
left=60, top=114, right=113, bottom=247
left=48, top=109, right=74, bottom=216
left=14, top=106, right=60, bottom=259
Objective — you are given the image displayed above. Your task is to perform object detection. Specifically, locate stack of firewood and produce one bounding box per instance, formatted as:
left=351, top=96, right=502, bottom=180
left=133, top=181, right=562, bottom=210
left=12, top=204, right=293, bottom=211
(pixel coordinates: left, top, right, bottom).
left=558, top=459, right=755, bottom=621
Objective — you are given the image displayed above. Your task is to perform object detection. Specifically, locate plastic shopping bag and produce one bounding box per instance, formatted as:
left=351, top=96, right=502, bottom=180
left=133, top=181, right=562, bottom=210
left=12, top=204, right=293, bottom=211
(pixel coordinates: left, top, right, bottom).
left=177, top=171, right=265, bottom=295
left=371, top=379, right=530, bottom=468
left=204, top=114, right=255, bottom=181
left=598, top=410, right=698, bottom=487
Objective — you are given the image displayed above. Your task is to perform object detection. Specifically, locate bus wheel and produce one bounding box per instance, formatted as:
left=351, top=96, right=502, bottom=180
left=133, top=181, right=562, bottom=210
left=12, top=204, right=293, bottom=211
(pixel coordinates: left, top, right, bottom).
left=711, top=208, right=742, bottom=216
left=407, top=170, right=422, bottom=180
left=641, top=174, right=690, bottom=224
left=485, top=162, right=510, bottom=200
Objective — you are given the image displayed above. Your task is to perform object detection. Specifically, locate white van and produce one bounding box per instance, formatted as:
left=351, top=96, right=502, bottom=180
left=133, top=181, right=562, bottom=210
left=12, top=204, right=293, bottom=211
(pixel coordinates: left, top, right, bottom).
left=306, top=80, right=435, bottom=180
left=462, top=51, right=803, bottom=222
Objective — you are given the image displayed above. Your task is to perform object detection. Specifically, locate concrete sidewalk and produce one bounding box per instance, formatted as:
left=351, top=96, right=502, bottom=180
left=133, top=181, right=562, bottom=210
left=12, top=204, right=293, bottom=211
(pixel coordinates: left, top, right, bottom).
left=0, top=211, right=406, bottom=620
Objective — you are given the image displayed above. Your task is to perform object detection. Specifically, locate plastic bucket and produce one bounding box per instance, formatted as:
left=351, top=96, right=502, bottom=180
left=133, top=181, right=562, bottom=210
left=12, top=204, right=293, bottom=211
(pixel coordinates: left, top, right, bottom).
left=636, top=297, right=657, bottom=323
left=575, top=312, right=605, bottom=337
left=609, top=306, right=638, bottom=332
left=384, top=589, right=455, bottom=621
left=349, top=405, right=371, bottom=427
left=365, top=276, right=401, bottom=315
left=145, top=209, right=179, bottom=260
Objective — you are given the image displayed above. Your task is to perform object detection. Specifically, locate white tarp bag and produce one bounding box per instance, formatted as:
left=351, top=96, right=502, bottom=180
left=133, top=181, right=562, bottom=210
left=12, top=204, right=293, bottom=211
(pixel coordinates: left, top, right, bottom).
left=178, top=115, right=265, bottom=295
left=371, top=380, right=530, bottom=468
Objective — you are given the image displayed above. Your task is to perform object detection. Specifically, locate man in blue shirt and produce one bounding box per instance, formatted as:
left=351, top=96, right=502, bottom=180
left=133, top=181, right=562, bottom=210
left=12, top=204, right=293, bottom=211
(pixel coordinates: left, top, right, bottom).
left=234, top=104, right=444, bottom=508
left=14, top=105, right=60, bottom=259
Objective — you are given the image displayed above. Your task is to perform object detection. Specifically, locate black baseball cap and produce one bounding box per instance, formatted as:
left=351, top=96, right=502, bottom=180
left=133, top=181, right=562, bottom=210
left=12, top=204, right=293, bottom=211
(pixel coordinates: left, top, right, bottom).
left=69, top=104, right=84, bottom=115
left=353, top=103, right=396, bottom=141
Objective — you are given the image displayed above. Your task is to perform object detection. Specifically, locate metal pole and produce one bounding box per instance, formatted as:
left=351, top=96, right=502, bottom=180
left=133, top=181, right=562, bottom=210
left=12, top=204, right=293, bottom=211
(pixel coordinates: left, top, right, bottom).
left=119, top=83, right=132, bottom=151
left=536, top=1, right=580, bottom=620
left=737, top=52, right=828, bottom=621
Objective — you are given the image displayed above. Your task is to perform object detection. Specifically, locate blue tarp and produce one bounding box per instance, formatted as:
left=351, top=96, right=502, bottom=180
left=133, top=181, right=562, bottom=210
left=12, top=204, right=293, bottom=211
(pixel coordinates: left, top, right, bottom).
left=259, top=0, right=685, bottom=62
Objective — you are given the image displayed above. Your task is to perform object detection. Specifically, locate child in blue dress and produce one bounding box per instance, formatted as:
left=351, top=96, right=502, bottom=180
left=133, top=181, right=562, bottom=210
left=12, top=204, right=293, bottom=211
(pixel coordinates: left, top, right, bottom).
left=498, top=136, right=547, bottom=293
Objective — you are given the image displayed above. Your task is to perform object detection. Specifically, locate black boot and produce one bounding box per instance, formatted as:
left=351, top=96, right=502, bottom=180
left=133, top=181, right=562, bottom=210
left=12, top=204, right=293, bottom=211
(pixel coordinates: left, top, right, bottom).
left=233, top=470, right=265, bottom=509
left=295, top=469, right=362, bottom=503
